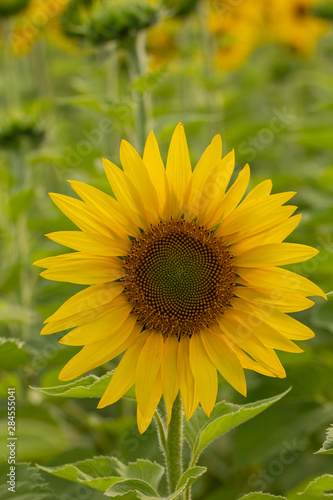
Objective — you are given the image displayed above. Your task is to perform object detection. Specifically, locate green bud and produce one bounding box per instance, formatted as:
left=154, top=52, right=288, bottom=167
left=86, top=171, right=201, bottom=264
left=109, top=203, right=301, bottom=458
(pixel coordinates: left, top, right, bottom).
left=161, top=0, right=199, bottom=17
left=62, top=0, right=158, bottom=45
left=0, top=0, right=30, bottom=17
left=0, top=115, right=44, bottom=149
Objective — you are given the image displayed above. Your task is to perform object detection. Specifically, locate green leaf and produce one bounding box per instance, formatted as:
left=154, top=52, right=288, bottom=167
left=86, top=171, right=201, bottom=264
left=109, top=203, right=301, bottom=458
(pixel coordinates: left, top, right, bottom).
left=38, top=457, right=164, bottom=496
left=239, top=494, right=286, bottom=499
left=0, top=462, right=59, bottom=500
left=295, top=474, right=333, bottom=497
left=0, top=337, right=30, bottom=370
left=184, top=389, right=290, bottom=461
left=0, top=417, right=68, bottom=461
left=177, top=466, right=207, bottom=490
left=104, top=478, right=160, bottom=498
left=316, top=425, right=333, bottom=455
left=313, top=1, right=333, bottom=20
left=30, top=371, right=135, bottom=399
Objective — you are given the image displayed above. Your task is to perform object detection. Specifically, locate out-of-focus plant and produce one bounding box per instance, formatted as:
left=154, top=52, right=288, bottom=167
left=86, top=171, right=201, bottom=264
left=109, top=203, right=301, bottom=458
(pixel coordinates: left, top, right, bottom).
left=0, top=0, right=29, bottom=17
left=61, top=0, right=159, bottom=45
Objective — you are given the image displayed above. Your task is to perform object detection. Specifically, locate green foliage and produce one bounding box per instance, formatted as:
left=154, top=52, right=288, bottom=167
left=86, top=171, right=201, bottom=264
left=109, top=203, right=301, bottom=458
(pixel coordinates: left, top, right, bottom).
left=0, top=337, right=30, bottom=370
left=185, top=390, right=290, bottom=463
left=31, top=370, right=135, bottom=399
left=316, top=425, right=333, bottom=455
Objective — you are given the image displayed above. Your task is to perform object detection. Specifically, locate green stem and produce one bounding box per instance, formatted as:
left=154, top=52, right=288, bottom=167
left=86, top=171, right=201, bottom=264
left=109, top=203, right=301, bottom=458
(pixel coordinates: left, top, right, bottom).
left=154, top=409, right=168, bottom=460
left=166, top=392, right=183, bottom=494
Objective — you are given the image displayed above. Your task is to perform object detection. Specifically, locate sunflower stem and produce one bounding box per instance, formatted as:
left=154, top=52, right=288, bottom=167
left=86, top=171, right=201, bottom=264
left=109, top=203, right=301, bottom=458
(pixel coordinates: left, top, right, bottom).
left=166, top=392, right=183, bottom=495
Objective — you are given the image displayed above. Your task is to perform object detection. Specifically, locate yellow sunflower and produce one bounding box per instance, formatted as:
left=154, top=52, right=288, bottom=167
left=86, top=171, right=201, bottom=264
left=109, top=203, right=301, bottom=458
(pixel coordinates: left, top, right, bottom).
left=34, top=124, right=325, bottom=433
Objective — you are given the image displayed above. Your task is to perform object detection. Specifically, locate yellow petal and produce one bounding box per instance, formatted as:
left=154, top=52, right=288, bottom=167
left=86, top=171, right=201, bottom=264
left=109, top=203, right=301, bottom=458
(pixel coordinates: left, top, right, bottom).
left=137, top=370, right=162, bottom=434
left=233, top=243, right=319, bottom=267
left=228, top=308, right=303, bottom=353
left=218, top=315, right=286, bottom=378
left=102, top=158, right=148, bottom=230
left=120, top=139, right=159, bottom=223
left=49, top=193, right=112, bottom=237
left=68, top=180, right=138, bottom=237
left=177, top=337, right=199, bottom=420
left=161, top=335, right=180, bottom=425
left=207, top=164, right=250, bottom=228
left=230, top=214, right=302, bottom=255
left=234, top=285, right=314, bottom=312
left=98, top=331, right=148, bottom=408
left=143, top=130, right=170, bottom=219
left=200, top=328, right=247, bottom=396
left=59, top=297, right=133, bottom=345
left=166, top=123, right=192, bottom=215
left=58, top=321, right=140, bottom=381
left=46, top=231, right=130, bottom=257
left=242, top=179, right=272, bottom=202
left=219, top=192, right=296, bottom=236
left=37, top=253, right=125, bottom=285
left=135, top=332, right=164, bottom=415
left=233, top=299, right=315, bottom=341
left=185, top=134, right=222, bottom=219
left=221, top=205, right=298, bottom=245
left=230, top=342, right=277, bottom=377
left=236, top=266, right=326, bottom=299
left=44, top=282, right=124, bottom=325
left=189, top=333, right=217, bottom=417
left=197, top=151, right=235, bottom=225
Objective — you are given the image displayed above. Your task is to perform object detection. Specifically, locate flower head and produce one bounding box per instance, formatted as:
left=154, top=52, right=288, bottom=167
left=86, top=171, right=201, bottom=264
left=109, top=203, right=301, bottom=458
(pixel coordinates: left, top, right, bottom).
left=35, top=124, right=325, bottom=433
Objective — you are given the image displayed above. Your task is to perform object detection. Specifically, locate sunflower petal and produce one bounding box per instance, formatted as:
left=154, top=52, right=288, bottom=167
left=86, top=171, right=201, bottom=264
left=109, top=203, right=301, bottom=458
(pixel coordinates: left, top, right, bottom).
left=177, top=337, right=199, bottom=420
left=46, top=231, right=130, bottom=256
left=185, top=134, right=222, bottom=219
left=219, top=192, right=296, bottom=236
left=201, top=328, right=247, bottom=396
left=161, top=335, right=180, bottom=425
left=97, top=331, right=148, bottom=408
left=120, top=139, right=159, bottom=222
left=44, top=282, right=124, bottom=325
left=143, top=131, right=170, bottom=218
left=234, top=285, right=314, bottom=312
left=135, top=332, right=164, bottom=415
left=137, top=371, right=162, bottom=434
left=242, top=179, right=273, bottom=202
left=233, top=243, right=319, bottom=267
left=166, top=123, right=192, bottom=215
left=230, top=214, right=302, bottom=254
left=58, top=321, right=140, bottom=381
left=59, top=298, right=133, bottom=345
left=68, top=180, right=138, bottom=237
left=189, top=333, right=217, bottom=417
left=237, top=266, right=326, bottom=299
left=37, top=253, right=125, bottom=285
left=49, top=193, right=113, bottom=236
left=198, top=151, right=235, bottom=225
left=102, top=158, right=148, bottom=229
left=208, top=163, right=250, bottom=227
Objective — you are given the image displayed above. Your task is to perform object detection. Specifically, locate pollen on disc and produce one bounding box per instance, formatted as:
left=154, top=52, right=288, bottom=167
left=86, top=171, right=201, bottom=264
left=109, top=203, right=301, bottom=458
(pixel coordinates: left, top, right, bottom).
left=123, top=219, right=235, bottom=338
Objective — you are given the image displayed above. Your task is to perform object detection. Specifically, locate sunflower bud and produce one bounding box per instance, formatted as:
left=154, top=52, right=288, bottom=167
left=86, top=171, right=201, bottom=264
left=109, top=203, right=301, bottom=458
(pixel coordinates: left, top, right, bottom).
left=161, top=0, right=199, bottom=17
left=0, top=115, right=44, bottom=149
left=62, top=0, right=158, bottom=45
left=0, top=0, right=29, bottom=17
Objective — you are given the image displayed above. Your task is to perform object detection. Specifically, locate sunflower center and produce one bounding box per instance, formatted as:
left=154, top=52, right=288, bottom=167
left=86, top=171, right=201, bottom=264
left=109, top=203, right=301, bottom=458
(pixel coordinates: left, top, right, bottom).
left=123, top=220, right=235, bottom=338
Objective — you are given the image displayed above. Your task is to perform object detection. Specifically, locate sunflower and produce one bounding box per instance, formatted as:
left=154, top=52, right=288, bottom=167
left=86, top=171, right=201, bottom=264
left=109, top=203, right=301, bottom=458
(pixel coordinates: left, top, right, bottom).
left=34, top=124, right=325, bottom=433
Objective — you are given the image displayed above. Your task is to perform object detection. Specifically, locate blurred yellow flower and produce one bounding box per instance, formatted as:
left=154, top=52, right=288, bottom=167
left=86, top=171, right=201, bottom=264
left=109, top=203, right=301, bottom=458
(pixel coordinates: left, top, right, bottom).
left=208, top=0, right=330, bottom=70
left=10, top=0, right=70, bottom=55
left=35, top=124, right=325, bottom=433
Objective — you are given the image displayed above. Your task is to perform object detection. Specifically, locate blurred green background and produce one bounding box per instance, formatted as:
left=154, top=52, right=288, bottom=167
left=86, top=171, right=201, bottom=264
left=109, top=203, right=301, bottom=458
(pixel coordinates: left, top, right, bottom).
left=0, top=0, right=333, bottom=499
